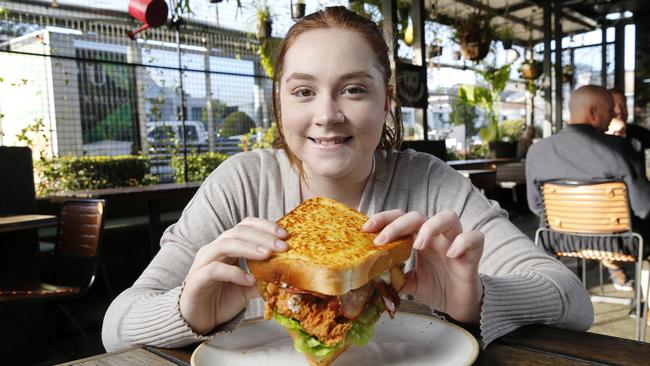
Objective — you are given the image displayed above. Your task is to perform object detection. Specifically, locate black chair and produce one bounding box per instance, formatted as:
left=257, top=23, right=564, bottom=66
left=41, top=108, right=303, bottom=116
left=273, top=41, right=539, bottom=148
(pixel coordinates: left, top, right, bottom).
left=0, top=199, right=107, bottom=338
left=399, top=140, right=448, bottom=162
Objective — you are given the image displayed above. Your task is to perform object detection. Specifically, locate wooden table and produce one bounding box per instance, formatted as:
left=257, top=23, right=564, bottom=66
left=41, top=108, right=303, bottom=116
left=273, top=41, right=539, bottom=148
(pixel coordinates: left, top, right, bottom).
left=0, top=214, right=57, bottom=233
left=448, top=158, right=518, bottom=170
left=62, top=301, right=650, bottom=366
left=50, top=182, right=201, bottom=257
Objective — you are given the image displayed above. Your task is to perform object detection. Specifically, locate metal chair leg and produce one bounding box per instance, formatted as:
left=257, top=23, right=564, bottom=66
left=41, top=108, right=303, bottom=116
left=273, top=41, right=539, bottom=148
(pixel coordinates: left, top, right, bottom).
left=641, top=260, right=649, bottom=342
left=582, top=259, right=587, bottom=288
left=599, top=261, right=604, bottom=293
left=57, top=303, right=88, bottom=338
left=634, top=262, right=645, bottom=341
left=98, top=259, right=114, bottom=300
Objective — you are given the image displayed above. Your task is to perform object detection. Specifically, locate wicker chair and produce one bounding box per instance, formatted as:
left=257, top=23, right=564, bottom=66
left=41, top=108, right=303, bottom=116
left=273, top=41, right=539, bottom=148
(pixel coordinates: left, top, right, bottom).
left=0, top=199, right=106, bottom=337
left=534, top=180, right=648, bottom=341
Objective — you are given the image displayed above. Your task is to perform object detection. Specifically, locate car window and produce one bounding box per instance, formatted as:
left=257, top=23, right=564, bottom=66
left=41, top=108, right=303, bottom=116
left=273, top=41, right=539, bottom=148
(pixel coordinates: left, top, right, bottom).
left=149, top=126, right=175, bottom=141
left=177, top=125, right=199, bottom=142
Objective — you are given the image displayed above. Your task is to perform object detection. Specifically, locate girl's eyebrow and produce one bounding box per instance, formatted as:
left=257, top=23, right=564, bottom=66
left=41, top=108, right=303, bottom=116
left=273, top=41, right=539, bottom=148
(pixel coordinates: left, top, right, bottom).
left=284, top=71, right=374, bottom=83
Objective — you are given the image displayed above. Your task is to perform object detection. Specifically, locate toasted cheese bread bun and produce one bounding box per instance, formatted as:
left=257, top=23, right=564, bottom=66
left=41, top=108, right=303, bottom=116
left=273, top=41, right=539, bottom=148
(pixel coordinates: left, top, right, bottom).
left=248, top=197, right=413, bottom=296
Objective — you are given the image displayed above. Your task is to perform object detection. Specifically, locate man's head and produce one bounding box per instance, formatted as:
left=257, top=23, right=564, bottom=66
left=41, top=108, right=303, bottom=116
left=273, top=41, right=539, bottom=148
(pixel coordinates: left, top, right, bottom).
left=606, top=88, right=628, bottom=136
left=569, top=85, right=614, bottom=132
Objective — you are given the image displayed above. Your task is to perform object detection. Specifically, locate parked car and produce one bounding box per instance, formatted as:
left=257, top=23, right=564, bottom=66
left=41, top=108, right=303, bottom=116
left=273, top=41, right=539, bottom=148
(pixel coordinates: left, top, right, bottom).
left=146, top=120, right=208, bottom=150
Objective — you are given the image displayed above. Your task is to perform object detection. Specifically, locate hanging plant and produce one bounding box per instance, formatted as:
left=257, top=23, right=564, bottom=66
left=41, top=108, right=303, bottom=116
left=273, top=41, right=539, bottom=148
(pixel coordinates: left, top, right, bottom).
left=256, top=5, right=272, bottom=38
left=562, top=64, right=575, bottom=83
left=427, top=44, right=443, bottom=58
left=291, top=0, right=306, bottom=20
left=519, top=59, right=543, bottom=80
left=258, top=38, right=280, bottom=78
left=452, top=12, right=495, bottom=61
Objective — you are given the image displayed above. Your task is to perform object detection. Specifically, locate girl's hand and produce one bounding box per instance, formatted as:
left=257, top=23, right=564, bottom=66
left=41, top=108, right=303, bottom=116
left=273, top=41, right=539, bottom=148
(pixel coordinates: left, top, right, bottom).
left=179, top=217, right=288, bottom=334
left=363, top=210, right=484, bottom=324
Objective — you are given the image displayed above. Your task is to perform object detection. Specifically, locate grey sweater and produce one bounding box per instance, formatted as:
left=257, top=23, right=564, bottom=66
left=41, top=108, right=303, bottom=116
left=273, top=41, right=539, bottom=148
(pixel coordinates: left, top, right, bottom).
left=102, top=149, right=593, bottom=351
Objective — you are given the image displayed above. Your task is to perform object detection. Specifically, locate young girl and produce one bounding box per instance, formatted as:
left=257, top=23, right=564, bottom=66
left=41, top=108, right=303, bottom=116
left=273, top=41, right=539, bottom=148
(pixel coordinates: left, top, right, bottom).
left=103, top=6, right=592, bottom=351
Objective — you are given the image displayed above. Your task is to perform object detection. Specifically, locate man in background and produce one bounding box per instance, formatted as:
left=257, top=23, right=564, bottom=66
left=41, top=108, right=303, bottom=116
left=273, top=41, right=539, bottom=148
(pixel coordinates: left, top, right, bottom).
left=526, top=85, right=650, bottom=290
left=607, top=88, right=650, bottom=177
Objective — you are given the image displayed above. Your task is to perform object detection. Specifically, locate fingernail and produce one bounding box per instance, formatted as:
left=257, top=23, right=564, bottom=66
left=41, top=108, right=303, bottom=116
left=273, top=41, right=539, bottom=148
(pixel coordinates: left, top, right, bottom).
left=362, top=220, right=372, bottom=230
left=413, top=235, right=424, bottom=249
left=244, top=273, right=255, bottom=283
left=276, top=227, right=288, bottom=237
left=446, top=245, right=459, bottom=258
left=275, top=240, right=288, bottom=251
left=374, top=233, right=387, bottom=245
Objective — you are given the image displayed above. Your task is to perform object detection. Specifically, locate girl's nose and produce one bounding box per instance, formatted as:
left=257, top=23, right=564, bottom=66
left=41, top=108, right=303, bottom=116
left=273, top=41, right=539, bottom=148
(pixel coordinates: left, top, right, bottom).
left=313, top=97, right=344, bottom=126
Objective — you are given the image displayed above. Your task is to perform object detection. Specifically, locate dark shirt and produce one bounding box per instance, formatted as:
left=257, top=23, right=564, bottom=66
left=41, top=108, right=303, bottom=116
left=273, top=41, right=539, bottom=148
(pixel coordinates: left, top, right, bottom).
left=626, top=123, right=650, bottom=176
left=525, top=124, right=650, bottom=219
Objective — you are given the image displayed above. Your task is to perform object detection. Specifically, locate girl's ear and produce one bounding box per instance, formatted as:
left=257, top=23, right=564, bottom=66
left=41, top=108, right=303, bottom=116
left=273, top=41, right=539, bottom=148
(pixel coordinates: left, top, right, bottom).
left=384, top=85, right=393, bottom=112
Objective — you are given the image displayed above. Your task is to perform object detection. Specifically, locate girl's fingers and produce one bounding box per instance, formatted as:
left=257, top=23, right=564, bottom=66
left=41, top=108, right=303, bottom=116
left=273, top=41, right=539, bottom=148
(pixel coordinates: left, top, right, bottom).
left=373, top=211, right=427, bottom=245
left=190, top=261, right=255, bottom=291
left=413, top=210, right=462, bottom=250
left=363, top=209, right=406, bottom=232
left=446, top=230, right=484, bottom=260
left=233, top=217, right=289, bottom=239
left=190, top=238, right=275, bottom=272
left=223, top=225, right=288, bottom=253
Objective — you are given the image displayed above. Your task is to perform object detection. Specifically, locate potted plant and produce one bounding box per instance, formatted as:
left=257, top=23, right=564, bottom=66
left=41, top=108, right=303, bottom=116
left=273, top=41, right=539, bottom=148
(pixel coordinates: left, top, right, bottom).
left=256, top=5, right=272, bottom=39
left=291, top=0, right=305, bottom=20
left=497, top=25, right=514, bottom=50
left=458, top=64, right=517, bottom=158
left=427, top=44, right=443, bottom=58
left=562, top=64, right=574, bottom=83
left=453, top=12, right=495, bottom=62
left=519, top=59, right=543, bottom=80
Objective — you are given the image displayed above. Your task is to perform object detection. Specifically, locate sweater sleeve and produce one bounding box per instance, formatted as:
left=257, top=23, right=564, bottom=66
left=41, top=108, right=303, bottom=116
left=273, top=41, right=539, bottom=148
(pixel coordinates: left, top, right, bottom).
left=435, top=164, right=593, bottom=347
left=101, top=153, right=261, bottom=351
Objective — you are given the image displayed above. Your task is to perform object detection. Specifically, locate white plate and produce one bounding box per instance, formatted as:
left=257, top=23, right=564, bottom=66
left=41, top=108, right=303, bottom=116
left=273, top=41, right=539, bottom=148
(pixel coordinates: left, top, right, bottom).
left=191, top=312, right=479, bottom=366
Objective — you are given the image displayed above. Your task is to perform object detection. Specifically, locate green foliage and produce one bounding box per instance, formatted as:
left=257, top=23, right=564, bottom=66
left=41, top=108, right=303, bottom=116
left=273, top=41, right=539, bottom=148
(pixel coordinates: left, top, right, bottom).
left=171, top=152, right=229, bottom=183
left=34, top=155, right=158, bottom=197
left=468, top=143, right=489, bottom=159
left=446, top=147, right=462, bottom=161
left=239, top=125, right=278, bottom=151
left=457, top=64, right=511, bottom=142
left=499, top=119, right=525, bottom=142
left=258, top=38, right=280, bottom=78
left=450, top=97, right=478, bottom=137
left=221, top=111, right=256, bottom=137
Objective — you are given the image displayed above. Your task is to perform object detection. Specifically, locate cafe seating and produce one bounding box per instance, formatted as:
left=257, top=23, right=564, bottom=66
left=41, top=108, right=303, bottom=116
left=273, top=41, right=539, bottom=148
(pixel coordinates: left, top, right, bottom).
left=534, top=180, right=648, bottom=341
left=0, top=199, right=106, bottom=337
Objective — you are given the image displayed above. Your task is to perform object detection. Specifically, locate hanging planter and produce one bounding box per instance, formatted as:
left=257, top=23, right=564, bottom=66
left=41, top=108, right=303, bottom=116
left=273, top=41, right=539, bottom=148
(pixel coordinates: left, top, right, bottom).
left=291, top=1, right=306, bottom=20
left=453, top=13, right=494, bottom=62
left=427, top=44, right=443, bottom=58
left=519, top=60, right=543, bottom=80
left=453, top=50, right=462, bottom=61
left=502, top=39, right=513, bottom=50
left=256, top=6, right=272, bottom=39
left=562, top=65, right=575, bottom=83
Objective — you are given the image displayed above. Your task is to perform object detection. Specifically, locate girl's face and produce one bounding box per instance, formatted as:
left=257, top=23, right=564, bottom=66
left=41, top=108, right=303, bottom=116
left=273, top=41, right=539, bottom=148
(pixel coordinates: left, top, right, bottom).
left=279, top=28, right=388, bottom=183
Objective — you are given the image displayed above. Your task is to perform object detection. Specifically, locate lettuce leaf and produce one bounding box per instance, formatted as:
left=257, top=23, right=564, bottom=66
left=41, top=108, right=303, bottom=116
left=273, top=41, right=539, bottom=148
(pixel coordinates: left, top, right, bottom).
left=272, top=293, right=386, bottom=356
left=273, top=312, right=342, bottom=358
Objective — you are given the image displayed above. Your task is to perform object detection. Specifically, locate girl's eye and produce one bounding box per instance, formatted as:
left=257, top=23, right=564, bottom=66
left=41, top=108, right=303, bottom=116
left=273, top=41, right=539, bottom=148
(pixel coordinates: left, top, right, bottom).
left=291, top=88, right=314, bottom=97
left=343, top=86, right=367, bottom=95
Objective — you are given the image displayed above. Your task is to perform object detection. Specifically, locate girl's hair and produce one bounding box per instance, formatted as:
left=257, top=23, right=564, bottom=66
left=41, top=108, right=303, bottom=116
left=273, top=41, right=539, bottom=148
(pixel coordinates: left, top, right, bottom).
left=270, top=6, right=403, bottom=172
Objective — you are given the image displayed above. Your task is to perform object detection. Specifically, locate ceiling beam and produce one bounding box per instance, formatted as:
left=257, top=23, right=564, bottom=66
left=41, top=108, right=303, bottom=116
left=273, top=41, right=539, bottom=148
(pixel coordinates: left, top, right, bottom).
left=452, top=0, right=543, bottom=32
left=494, top=2, right=534, bottom=15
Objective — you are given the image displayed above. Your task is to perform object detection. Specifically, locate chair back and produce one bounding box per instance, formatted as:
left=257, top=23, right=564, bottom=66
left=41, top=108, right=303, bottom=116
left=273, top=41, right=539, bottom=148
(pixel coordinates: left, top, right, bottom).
left=542, top=181, right=631, bottom=234
left=55, top=199, right=106, bottom=258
